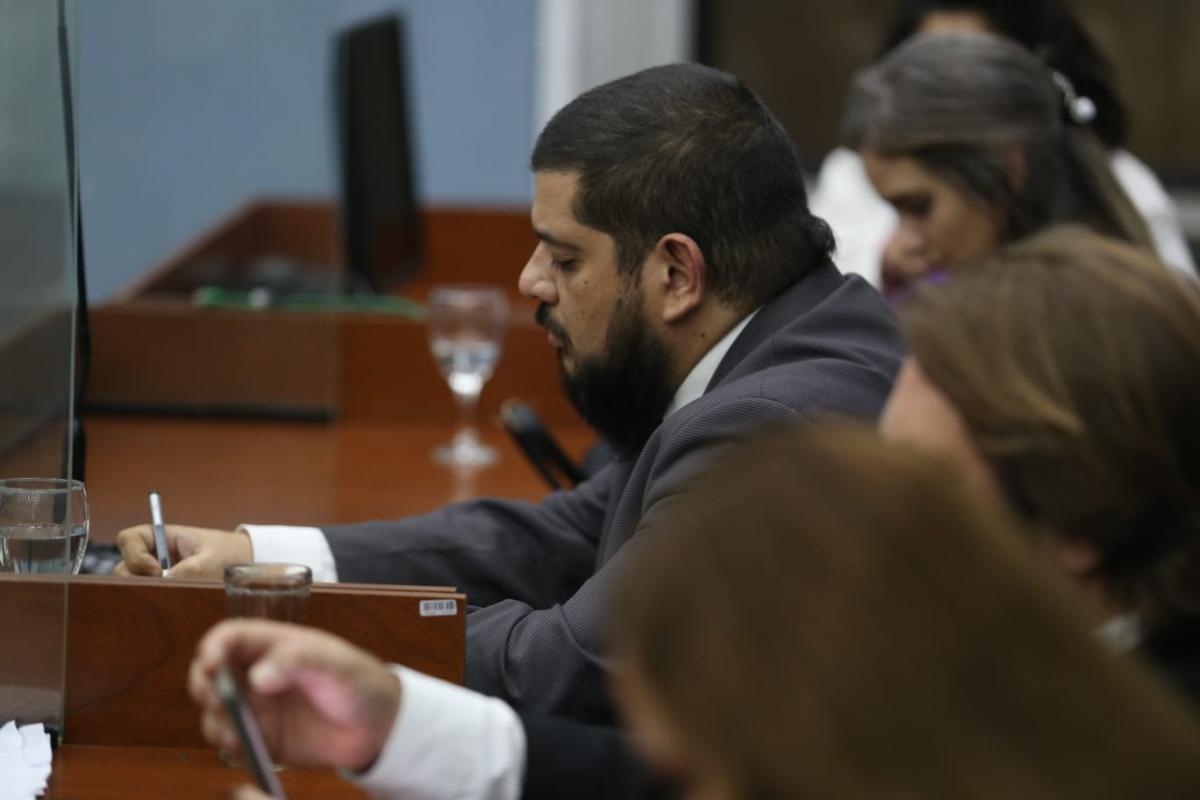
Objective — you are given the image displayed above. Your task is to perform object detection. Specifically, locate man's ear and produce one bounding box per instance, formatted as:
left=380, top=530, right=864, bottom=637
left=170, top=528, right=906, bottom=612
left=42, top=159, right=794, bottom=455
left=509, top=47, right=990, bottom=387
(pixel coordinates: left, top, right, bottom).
left=649, top=233, right=706, bottom=323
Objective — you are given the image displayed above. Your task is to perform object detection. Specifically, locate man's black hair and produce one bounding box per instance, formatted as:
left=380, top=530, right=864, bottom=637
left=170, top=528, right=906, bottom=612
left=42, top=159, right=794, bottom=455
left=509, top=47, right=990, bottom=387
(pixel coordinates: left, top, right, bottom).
left=531, top=63, right=834, bottom=312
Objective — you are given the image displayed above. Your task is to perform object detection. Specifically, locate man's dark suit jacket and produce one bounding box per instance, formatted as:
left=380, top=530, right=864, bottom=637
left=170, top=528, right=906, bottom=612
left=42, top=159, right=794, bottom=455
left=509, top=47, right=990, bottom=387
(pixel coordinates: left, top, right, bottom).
left=322, top=261, right=904, bottom=720
left=520, top=714, right=670, bottom=800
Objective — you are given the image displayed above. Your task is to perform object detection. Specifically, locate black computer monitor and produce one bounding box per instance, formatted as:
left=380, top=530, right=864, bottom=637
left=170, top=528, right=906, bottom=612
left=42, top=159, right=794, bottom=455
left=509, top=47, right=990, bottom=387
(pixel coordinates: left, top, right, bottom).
left=335, top=14, right=422, bottom=293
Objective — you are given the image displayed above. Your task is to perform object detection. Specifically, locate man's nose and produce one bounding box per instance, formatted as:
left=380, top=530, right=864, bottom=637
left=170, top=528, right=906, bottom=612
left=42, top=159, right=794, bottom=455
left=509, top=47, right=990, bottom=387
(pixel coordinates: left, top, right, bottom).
left=519, top=247, right=558, bottom=304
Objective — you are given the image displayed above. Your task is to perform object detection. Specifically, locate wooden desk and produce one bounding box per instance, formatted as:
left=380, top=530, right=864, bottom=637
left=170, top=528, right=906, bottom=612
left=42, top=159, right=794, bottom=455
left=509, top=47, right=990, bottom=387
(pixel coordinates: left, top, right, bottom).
left=42, top=202, right=599, bottom=786
left=47, top=746, right=367, bottom=799
left=84, top=414, right=595, bottom=540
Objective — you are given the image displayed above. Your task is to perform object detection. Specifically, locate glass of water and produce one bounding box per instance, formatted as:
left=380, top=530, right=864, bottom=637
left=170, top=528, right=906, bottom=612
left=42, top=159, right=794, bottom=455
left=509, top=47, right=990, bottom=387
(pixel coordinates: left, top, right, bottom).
left=0, top=478, right=89, bottom=575
left=222, top=563, right=311, bottom=769
left=224, top=563, right=312, bottom=623
left=426, top=285, right=510, bottom=467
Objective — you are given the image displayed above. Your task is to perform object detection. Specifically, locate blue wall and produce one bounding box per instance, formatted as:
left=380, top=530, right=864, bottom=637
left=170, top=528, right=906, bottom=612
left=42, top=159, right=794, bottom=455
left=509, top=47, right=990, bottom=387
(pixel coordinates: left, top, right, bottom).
left=79, top=0, right=536, bottom=301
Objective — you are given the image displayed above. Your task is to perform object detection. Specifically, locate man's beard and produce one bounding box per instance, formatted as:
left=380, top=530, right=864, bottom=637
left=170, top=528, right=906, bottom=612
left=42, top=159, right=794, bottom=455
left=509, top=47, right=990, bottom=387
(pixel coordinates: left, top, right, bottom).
left=540, top=292, right=676, bottom=459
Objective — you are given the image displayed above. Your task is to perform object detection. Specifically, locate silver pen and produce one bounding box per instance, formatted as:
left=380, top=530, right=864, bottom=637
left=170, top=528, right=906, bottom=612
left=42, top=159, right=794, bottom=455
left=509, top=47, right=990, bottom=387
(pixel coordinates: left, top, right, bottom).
left=148, top=491, right=171, bottom=577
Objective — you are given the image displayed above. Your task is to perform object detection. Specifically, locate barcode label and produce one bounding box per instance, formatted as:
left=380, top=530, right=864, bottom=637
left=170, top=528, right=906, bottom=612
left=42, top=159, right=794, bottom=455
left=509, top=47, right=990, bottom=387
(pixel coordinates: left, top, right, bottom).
left=419, top=599, right=459, bottom=617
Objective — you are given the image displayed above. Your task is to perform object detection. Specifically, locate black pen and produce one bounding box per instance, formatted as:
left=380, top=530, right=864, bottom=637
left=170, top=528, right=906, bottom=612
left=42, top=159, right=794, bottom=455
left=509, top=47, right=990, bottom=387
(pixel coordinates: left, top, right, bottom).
left=149, top=491, right=171, bottom=577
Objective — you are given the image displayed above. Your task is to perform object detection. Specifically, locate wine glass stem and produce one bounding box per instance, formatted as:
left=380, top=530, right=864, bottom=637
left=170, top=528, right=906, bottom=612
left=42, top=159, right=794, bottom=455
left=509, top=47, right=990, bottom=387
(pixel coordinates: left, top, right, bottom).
left=452, top=388, right=481, bottom=443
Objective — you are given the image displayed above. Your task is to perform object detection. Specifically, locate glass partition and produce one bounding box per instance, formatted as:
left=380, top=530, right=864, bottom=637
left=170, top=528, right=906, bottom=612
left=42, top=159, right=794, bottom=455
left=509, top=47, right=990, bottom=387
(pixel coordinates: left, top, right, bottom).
left=0, top=0, right=79, bottom=736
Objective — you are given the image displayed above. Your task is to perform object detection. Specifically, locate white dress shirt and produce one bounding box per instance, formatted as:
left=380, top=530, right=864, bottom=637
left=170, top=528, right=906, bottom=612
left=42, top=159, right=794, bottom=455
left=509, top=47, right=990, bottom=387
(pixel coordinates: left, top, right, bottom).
left=241, top=310, right=758, bottom=798
left=350, top=666, right=526, bottom=800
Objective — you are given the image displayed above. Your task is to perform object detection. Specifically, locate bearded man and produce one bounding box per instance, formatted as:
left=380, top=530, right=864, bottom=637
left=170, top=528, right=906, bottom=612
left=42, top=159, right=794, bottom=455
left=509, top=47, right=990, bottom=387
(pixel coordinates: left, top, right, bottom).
left=117, top=63, right=903, bottom=722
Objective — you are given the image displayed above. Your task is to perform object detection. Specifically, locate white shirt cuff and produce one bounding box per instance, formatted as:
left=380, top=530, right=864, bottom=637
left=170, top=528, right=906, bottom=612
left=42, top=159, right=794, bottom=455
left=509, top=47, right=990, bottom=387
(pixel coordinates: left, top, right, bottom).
left=353, top=666, right=525, bottom=800
left=237, top=524, right=340, bottom=583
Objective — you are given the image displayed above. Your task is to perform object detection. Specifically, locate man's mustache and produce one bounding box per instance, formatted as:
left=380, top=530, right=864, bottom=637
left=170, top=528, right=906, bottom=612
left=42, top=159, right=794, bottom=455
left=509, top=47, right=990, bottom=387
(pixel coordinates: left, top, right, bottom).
left=535, top=304, right=571, bottom=350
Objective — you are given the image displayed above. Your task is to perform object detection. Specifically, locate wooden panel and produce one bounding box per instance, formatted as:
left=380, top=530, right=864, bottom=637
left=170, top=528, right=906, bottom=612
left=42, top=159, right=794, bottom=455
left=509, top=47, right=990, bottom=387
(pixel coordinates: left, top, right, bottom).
left=702, top=0, right=892, bottom=162
left=124, top=201, right=534, bottom=298
left=0, top=575, right=66, bottom=725
left=123, top=202, right=341, bottom=300
left=340, top=312, right=581, bottom=425
left=63, top=576, right=465, bottom=748
left=703, top=0, right=1200, bottom=175
left=0, top=576, right=65, bottom=690
left=419, top=206, right=536, bottom=285
left=89, top=298, right=575, bottom=423
left=89, top=303, right=341, bottom=417
left=81, top=416, right=596, bottom=540
left=1075, top=0, right=1200, bottom=174
left=87, top=201, right=549, bottom=418
left=47, top=745, right=368, bottom=799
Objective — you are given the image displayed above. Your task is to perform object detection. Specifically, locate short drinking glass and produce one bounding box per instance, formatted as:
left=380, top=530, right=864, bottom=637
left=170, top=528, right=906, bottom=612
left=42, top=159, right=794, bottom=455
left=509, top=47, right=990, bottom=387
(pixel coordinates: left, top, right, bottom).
left=224, top=563, right=313, bottom=623
left=222, top=563, right=311, bottom=769
left=426, top=285, right=509, bottom=467
left=0, top=478, right=89, bottom=575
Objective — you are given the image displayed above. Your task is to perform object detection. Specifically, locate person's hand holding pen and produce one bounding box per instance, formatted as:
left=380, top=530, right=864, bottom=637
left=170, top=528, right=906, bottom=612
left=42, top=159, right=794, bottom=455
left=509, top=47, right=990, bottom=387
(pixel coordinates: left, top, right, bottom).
left=113, top=520, right=252, bottom=579
left=189, top=619, right=401, bottom=773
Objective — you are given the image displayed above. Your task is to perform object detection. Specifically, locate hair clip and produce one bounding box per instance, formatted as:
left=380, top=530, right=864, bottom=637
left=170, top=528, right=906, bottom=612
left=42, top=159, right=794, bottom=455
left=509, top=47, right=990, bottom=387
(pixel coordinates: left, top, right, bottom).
left=1050, top=70, right=1097, bottom=125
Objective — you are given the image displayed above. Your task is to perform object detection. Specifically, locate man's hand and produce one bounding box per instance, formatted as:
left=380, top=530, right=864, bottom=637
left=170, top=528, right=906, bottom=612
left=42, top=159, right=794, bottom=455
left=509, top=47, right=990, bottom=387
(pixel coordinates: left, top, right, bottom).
left=189, top=619, right=401, bottom=773
left=114, top=525, right=252, bottom=579
left=232, top=787, right=270, bottom=800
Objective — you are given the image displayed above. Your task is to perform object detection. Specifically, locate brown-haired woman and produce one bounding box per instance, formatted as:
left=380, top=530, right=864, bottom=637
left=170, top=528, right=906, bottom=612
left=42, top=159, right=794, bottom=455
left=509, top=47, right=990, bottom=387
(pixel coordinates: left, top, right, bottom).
left=882, top=225, right=1200, bottom=706
left=813, top=3, right=1196, bottom=287
left=613, top=426, right=1200, bottom=799
left=840, top=32, right=1160, bottom=301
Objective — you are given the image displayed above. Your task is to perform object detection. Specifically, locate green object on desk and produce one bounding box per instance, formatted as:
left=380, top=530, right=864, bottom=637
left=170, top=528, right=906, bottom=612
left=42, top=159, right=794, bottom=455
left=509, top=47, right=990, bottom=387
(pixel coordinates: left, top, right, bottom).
left=191, top=286, right=424, bottom=318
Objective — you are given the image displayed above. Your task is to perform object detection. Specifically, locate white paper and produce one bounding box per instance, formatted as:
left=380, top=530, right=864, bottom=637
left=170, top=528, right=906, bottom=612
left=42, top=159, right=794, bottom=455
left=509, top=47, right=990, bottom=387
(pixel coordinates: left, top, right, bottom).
left=0, top=721, right=53, bottom=798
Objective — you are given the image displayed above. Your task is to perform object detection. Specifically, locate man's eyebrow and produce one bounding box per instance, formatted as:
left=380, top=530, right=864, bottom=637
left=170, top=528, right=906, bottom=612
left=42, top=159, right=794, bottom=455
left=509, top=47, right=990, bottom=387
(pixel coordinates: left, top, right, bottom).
left=533, top=227, right=582, bottom=252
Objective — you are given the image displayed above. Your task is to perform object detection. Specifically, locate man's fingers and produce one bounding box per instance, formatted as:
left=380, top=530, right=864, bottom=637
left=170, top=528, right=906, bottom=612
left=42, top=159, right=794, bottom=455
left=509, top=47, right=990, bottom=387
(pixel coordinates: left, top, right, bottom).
left=174, top=529, right=204, bottom=561
left=244, top=631, right=367, bottom=696
left=201, top=706, right=237, bottom=751
left=196, top=619, right=311, bottom=674
left=188, top=648, right=218, bottom=706
left=195, top=620, right=362, bottom=700
left=113, top=554, right=163, bottom=577
left=115, top=525, right=155, bottom=554
left=168, top=555, right=214, bottom=580
left=114, top=526, right=163, bottom=576
left=245, top=639, right=328, bottom=695
left=233, top=784, right=272, bottom=800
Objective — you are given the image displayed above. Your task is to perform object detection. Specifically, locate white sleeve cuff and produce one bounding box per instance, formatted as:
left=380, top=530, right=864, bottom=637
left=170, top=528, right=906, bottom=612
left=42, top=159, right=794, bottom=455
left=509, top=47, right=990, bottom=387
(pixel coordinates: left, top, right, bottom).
left=353, top=666, right=525, bottom=800
left=237, top=524, right=339, bottom=583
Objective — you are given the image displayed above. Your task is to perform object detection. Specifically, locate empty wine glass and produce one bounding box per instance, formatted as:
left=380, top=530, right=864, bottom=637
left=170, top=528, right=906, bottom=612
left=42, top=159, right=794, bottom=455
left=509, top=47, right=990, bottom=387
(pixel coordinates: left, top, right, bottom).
left=426, top=285, right=509, bottom=467
left=0, top=478, right=89, bottom=574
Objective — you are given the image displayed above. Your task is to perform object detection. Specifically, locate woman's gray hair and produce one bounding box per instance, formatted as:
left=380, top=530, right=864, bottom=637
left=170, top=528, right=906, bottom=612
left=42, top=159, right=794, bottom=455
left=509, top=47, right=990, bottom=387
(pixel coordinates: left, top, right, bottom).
left=842, top=33, right=1152, bottom=249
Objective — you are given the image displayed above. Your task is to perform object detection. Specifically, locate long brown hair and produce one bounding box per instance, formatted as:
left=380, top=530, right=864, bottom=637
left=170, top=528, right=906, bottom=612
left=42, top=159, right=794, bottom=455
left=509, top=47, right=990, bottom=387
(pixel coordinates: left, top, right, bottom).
left=905, top=226, right=1200, bottom=638
left=842, top=33, right=1153, bottom=251
left=614, top=426, right=1200, bottom=798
